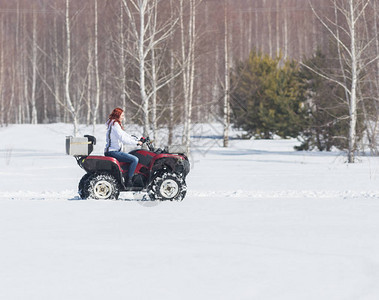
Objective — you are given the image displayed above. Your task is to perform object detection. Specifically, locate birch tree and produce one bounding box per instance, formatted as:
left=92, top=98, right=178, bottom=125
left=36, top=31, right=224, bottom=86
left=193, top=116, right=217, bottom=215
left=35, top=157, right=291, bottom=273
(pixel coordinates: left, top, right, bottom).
left=30, top=10, right=38, bottom=124
left=305, top=0, right=377, bottom=163
left=43, top=0, right=87, bottom=134
left=167, top=0, right=176, bottom=145
left=123, top=0, right=149, bottom=137
left=50, top=15, right=62, bottom=123
left=92, top=0, right=101, bottom=133
left=64, top=0, right=80, bottom=135
left=369, top=0, right=379, bottom=153
left=119, top=0, right=127, bottom=111
left=223, top=0, right=230, bottom=147
left=86, top=25, right=93, bottom=126
left=180, top=0, right=198, bottom=153
left=358, top=0, right=379, bottom=154
left=149, top=0, right=159, bottom=140
left=122, top=0, right=178, bottom=137
left=22, top=12, right=30, bottom=124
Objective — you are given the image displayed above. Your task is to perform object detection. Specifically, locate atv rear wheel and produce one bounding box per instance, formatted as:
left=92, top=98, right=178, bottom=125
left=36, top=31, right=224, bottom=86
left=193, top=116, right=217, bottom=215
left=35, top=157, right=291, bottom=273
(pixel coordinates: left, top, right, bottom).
left=81, top=173, right=120, bottom=200
left=148, top=173, right=187, bottom=201
left=78, top=173, right=92, bottom=199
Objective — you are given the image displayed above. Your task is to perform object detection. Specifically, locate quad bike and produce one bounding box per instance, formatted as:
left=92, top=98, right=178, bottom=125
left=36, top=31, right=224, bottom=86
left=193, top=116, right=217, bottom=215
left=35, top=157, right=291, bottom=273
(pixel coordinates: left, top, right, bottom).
left=67, top=135, right=190, bottom=201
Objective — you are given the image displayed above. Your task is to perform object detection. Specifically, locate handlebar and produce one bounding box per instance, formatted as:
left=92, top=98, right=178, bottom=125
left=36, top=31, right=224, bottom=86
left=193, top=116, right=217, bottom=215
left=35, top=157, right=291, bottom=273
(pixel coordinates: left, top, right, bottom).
left=140, top=136, right=154, bottom=151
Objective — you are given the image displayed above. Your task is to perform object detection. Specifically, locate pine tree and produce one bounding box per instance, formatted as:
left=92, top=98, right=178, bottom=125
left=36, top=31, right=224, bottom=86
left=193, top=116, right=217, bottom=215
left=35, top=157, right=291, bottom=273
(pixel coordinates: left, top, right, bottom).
left=231, top=51, right=306, bottom=139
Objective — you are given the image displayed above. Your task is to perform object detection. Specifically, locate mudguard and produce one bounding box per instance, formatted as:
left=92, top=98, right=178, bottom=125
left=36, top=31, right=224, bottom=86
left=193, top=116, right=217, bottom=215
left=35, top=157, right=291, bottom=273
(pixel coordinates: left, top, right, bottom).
left=151, top=155, right=190, bottom=178
left=78, top=156, right=125, bottom=187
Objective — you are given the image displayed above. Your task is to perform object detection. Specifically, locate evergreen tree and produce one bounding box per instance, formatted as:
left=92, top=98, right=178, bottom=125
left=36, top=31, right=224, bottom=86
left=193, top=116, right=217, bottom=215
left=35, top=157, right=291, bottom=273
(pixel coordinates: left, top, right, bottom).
left=231, top=51, right=306, bottom=139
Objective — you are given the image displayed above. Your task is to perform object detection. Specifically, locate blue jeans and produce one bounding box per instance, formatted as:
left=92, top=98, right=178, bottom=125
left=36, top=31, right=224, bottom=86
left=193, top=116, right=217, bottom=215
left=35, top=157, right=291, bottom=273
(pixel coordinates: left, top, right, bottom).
left=105, top=151, right=139, bottom=179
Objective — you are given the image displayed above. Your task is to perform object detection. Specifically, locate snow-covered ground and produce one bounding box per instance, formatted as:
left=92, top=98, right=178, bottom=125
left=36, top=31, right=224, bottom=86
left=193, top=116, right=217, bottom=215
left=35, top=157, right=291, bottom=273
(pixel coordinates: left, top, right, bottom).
left=1, top=123, right=379, bottom=300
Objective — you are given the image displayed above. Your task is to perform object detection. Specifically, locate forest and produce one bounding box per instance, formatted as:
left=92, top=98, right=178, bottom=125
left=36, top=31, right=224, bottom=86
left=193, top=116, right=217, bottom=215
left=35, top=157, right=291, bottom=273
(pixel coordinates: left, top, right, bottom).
left=0, top=0, right=378, bottom=161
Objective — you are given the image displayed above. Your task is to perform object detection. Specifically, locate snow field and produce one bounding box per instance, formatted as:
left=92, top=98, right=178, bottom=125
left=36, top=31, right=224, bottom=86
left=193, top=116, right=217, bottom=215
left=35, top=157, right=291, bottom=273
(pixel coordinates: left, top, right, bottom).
left=0, top=123, right=379, bottom=299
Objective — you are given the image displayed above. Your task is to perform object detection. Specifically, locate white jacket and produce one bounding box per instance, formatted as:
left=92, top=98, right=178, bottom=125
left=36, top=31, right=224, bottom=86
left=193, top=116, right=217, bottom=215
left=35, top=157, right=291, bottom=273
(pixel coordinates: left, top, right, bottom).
left=104, top=121, right=138, bottom=152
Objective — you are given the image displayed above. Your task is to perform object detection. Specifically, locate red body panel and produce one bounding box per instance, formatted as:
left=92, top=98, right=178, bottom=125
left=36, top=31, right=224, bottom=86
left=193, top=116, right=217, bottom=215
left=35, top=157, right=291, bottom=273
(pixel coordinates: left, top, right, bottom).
left=84, top=151, right=186, bottom=176
left=85, top=155, right=123, bottom=172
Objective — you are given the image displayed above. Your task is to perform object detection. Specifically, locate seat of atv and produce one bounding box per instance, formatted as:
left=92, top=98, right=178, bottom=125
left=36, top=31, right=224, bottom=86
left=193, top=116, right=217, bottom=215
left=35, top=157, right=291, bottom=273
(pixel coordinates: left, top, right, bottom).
left=85, top=155, right=128, bottom=168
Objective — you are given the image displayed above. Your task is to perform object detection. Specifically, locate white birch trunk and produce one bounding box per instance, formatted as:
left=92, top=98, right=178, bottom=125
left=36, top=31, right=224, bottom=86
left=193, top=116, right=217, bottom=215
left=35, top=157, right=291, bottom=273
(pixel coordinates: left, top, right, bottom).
left=30, top=11, right=38, bottom=124
left=369, top=0, right=379, bottom=153
left=168, top=0, right=175, bottom=146
left=180, top=0, right=197, bottom=153
left=92, top=0, right=101, bottom=133
left=223, top=0, right=230, bottom=148
left=42, top=37, right=48, bottom=123
left=247, top=11, right=252, bottom=52
left=14, top=2, right=20, bottom=124
left=348, top=0, right=357, bottom=163
left=267, top=1, right=272, bottom=57
left=8, top=68, right=15, bottom=125
left=65, top=0, right=78, bottom=136
left=186, top=0, right=196, bottom=153
left=120, top=0, right=126, bottom=110
left=150, top=0, right=158, bottom=141
left=276, top=0, right=280, bottom=56
left=151, top=46, right=157, bottom=140
left=86, top=36, right=92, bottom=126
left=53, top=17, right=61, bottom=122
left=254, top=3, right=258, bottom=52
left=239, top=9, right=244, bottom=60
left=168, top=48, right=175, bottom=145
left=23, top=13, right=30, bottom=124
left=284, top=8, right=288, bottom=59
left=180, top=0, right=189, bottom=145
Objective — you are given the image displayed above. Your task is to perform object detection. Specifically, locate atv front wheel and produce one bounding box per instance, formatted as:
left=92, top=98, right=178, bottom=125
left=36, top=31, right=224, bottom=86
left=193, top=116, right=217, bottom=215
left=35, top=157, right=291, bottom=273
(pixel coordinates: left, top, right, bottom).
left=81, top=173, right=120, bottom=200
left=148, top=173, right=187, bottom=201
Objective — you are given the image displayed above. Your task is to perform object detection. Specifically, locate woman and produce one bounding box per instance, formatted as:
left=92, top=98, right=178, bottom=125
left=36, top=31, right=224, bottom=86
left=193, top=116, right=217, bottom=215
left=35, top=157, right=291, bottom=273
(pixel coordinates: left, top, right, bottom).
left=104, top=108, right=143, bottom=186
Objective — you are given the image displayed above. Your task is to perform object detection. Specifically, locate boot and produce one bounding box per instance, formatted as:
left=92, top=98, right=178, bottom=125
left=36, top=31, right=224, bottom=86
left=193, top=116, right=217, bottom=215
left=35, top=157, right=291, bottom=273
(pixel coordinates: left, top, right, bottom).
left=127, top=177, right=133, bottom=187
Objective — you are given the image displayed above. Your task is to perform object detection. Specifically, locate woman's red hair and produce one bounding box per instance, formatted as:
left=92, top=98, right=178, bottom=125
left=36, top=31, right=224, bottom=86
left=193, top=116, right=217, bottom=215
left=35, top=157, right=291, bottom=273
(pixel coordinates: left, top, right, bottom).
left=107, top=107, right=124, bottom=129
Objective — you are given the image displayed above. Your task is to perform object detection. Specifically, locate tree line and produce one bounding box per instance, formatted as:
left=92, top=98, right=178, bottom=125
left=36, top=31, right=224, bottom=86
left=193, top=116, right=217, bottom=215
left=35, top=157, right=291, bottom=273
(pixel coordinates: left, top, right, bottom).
left=0, top=0, right=378, bottom=161
left=230, top=0, right=379, bottom=162
left=0, top=0, right=328, bottom=127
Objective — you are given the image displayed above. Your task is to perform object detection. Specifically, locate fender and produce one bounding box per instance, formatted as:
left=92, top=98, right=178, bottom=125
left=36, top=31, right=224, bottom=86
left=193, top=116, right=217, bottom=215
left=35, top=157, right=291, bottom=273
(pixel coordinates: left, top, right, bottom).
left=151, top=155, right=190, bottom=178
left=78, top=156, right=126, bottom=188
